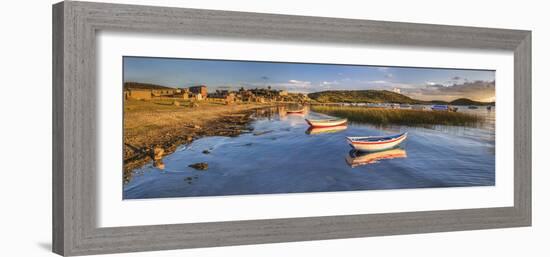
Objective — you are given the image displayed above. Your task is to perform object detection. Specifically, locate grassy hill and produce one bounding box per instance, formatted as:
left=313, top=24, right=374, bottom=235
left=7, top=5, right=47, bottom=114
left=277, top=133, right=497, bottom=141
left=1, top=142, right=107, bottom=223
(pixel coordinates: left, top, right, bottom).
left=124, top=82, right=174, bottom=90
left=449, top=98, right=494, bottom=106
left=308, top=90, right=493, bottom=105
left=308, top=90, right=422, bottom=104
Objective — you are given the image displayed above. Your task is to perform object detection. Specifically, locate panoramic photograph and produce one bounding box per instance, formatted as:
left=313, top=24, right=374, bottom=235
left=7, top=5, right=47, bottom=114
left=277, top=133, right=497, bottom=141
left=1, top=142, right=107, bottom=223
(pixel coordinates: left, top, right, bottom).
left=122, top=56, right=495, bottom=199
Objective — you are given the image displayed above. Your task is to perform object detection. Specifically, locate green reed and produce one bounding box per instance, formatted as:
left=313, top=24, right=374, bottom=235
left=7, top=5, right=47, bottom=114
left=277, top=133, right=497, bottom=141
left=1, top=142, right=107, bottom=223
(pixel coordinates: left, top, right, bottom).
left=311, top=105, right=482, bottom=126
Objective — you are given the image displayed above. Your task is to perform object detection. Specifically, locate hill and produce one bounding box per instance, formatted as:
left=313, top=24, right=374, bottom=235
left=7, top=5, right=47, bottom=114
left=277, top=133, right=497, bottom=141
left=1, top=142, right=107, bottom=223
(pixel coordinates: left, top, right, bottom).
left=307, top=90, right=422, bottom=104
left=449, top=98, right=494, bottom=106
left=308, top=90, right=494, bottom=105
left=124, top=82, right=174, bottom=90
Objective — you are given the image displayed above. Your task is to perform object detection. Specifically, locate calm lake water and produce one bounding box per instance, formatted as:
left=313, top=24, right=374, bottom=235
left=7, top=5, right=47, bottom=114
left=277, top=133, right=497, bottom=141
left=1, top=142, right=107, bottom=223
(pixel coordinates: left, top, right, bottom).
left=123, top=105, right=495, bottom=199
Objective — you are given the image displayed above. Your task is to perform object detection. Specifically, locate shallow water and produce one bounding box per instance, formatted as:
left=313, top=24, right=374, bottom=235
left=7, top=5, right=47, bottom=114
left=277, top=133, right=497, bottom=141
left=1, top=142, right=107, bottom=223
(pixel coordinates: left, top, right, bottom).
left=123, top=106, right=495, bottom=199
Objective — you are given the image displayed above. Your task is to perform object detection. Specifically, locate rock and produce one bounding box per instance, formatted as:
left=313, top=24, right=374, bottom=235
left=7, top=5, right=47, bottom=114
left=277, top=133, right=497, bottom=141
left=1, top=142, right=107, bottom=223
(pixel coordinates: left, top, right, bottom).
left=153, top=160, right=165, bottom=170
left=153, top=146, right=164, bottom=160
left=188, top=162, right=208, bottom=170
left=188, top=124, right=201, bottom=129
left=202, top=150, right=211, bottom=154
left=253, top=130, right=273, bottom=136
left=186, top=136, right=193, bottom=141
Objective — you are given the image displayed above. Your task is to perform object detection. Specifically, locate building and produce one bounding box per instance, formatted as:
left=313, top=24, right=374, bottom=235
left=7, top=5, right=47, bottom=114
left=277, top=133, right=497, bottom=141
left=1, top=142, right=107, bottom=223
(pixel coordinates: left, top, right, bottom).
left=174, top=88, right=189, bottom=99
left=225, top=93, right=236, bottom=104
left=151, top=89, right=176, bottom=97
left=208, top=89, right=230, bottom=99
left=392, top=88, right=401, bottom=94
left=189, top=85, right=208, bottom=99
left=194, top=93, right=203, bottom=101
left=126, top=89, right=152, bottom=100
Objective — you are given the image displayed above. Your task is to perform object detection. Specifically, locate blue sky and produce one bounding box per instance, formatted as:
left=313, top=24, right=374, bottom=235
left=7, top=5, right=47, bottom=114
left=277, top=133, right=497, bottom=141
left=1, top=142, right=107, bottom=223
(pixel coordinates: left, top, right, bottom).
left=124, top=56, right=496, bottom=101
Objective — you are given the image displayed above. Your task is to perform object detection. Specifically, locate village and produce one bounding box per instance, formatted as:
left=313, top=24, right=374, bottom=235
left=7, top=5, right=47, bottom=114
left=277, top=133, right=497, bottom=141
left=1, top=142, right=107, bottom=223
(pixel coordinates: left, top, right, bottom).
left=124, top=82, right=309, bottom=104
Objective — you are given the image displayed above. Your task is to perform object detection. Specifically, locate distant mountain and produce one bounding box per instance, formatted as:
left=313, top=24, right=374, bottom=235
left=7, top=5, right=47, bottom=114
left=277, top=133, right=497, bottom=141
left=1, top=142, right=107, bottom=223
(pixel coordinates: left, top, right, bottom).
left=428, top=100, right=449, bottom=105
left=124, top=82, right=174, bottom=90
left=448, top=98, right=494, bottom=106
left=308, top=90, right=423, bottom=104
left=308, top=90, right=493, bottom=105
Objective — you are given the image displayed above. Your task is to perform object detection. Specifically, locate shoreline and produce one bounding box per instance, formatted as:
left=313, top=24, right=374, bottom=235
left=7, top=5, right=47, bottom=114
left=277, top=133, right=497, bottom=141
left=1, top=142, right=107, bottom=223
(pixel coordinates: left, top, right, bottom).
left=123, top=99, right=272, bottom=183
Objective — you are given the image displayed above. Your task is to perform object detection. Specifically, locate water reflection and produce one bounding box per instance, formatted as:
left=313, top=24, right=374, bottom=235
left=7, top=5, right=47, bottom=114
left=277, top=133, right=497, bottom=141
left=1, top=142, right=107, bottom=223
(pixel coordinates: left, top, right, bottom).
left=153, top=159, right=165, bottom=170
left=253, top=105, right=310, bottom=119
left=346, top=148, right=408, bottom=168
left=306, top=125, right=348, bottom=135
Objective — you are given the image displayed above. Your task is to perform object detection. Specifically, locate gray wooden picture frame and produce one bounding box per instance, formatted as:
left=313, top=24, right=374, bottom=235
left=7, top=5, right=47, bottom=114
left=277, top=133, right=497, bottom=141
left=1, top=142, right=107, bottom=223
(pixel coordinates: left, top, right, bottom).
left=52, top=1, right=531, bottom=256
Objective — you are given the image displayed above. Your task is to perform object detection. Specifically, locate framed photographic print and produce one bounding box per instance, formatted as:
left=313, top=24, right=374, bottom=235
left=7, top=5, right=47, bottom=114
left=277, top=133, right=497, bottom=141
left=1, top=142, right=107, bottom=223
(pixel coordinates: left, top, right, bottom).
left=53, top=1, right=531, bottom=256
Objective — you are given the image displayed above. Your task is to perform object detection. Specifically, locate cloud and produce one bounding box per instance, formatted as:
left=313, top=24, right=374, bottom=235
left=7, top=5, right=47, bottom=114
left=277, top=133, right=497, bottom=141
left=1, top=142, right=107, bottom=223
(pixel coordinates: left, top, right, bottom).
left=402, top=80, right=495, bottom=102
left=355, top=80, right=416, bottom=89
left=321, top=81, right=339, bottom=86
left=261, top=76, right=269, bottom=80
left=426, top=82, right=446, bottom=89
left=253, top=79, right=314, bottom=92
left=319, top=81, right=340, bottom=89
left=288, top=79, right=311, bottom=86
left=369, top=80, right=389, bottom=84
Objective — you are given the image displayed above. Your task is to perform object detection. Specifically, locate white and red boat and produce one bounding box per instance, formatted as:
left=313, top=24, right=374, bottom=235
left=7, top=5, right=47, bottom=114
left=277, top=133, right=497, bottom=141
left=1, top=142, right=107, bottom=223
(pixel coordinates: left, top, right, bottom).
left=347, top=132, right=407, bottom=152
left=286, top=108, right=306, bottom=114
left=305, top=118, right=348, bottom=128
left=306, top=125, right=348, bottom=135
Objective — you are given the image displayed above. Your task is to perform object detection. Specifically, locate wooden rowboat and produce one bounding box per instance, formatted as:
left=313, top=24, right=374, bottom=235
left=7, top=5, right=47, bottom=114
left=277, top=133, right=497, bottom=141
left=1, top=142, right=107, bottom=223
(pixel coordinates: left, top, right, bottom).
left=286, top=108, right=305, bottom=114
left=346, top=148, right=407, bottom=167
left=347, top=132, right=407, bottom=152
left=305, top=118, right=347, bottom=128
left=306, top=125, right=348, bottom=135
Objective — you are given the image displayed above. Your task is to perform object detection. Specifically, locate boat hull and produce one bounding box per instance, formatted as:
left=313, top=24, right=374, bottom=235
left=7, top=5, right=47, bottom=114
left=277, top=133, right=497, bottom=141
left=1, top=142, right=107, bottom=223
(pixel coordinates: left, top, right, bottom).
left=347, top=133, right=407, bottom=152
left=306, top=125, right=348, bottom=135
left=286, top=108, right=306, bottom=114
left=305, top=118, right=348, bottom=128
left=286, top=110, right=304, bottom=114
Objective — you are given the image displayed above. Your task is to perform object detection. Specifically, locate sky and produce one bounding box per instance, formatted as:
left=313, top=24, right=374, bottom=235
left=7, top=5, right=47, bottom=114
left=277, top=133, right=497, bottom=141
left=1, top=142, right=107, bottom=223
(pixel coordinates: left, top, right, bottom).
left=123, top=56, right=496, bottom=102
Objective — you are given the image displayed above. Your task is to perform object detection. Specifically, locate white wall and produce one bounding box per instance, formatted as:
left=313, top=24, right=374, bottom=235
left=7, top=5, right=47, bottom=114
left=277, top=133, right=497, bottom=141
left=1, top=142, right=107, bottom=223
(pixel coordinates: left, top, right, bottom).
left=0, top=0, right=547, bottom=256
